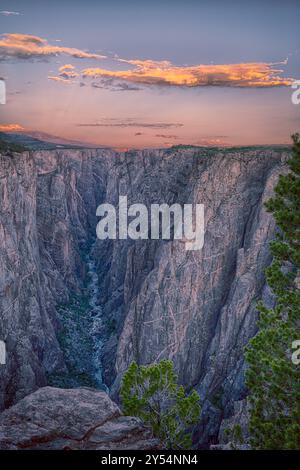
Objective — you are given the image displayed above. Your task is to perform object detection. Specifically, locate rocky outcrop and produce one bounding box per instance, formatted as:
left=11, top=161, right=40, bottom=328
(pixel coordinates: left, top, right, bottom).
left=0, top=145, right=290, bottom=446
left=0, top=386, right=160, bottom=450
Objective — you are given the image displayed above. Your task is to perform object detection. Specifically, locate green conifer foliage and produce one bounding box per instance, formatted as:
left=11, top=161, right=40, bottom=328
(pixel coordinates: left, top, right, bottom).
left=245, top=134, right=300, bottom=449
left=120, top=359, right=201, bottom=449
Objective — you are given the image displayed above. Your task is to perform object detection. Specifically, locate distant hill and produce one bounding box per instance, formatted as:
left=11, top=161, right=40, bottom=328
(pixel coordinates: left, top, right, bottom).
left=0, top=132, right=101, bottom=151
left=0, top=134, right=28, bottom=153
left=0, top=132, right=292, bottom=153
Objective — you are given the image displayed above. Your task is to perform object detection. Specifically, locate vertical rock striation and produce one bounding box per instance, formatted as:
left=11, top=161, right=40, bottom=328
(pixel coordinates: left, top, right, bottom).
left=0, top=148, right=110, bottom=407
left=0, top=145, right=289, bottom=445
left=0, top=150, right=60, bottom=409
left=91, top=147, right=289, bottom=444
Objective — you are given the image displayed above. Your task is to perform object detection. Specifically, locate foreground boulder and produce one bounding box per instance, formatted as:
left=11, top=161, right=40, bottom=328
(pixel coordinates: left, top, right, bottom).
left=0, top=386, right=161, bottom=450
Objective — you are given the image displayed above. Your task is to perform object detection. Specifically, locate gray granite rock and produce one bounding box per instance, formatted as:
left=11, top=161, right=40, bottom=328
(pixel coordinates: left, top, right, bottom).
left=0, top=386, right=160, bottom=450
left=0, top=146, right=290, bottom=446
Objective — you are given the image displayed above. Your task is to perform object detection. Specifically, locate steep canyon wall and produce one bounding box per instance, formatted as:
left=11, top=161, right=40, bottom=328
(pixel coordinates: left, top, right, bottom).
left=0, top=146, right=289, bottom=443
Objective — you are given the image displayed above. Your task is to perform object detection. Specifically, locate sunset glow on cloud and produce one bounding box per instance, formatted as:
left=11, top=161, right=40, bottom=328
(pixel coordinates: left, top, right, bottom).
left=48, top=64, right=79, bottom=83
left=0, top=33, right=105, bottom=61
left=0, top=123, right=25, bottom=132
left=81, top=59, right=293, bottom=88
left=48, top=75, right=74, bottom=84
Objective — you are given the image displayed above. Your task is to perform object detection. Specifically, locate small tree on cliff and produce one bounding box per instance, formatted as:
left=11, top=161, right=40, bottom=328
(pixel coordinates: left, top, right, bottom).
left=245, top=134, right=300, bottom=449
left=120, top=359, right=201, bottom=449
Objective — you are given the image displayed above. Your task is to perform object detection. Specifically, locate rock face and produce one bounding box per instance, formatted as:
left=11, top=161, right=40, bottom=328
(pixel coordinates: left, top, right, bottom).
left=210, top=399, right=250, bottom=450
left=93, top=147, right=288, bottom=445
left=0, top=149, right=111, bottom=408
left=0, top=145, right=290, bottom=446
left=0, top=150, right=62, bottom=409
left=0, top=386, right=160, bottom=450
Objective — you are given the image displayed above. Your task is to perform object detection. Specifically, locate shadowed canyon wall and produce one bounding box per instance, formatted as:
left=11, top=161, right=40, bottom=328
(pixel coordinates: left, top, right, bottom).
left=0, top=146, right=289, bottom=444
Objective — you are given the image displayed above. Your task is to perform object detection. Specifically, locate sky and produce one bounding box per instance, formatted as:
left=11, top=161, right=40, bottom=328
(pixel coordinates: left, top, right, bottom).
left=0, top=0, right=300, bottom=149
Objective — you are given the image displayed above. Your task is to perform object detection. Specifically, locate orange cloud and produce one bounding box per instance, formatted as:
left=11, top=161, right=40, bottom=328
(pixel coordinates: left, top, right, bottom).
left=0, top=33, right=105, bottom=61
left=195, top=137, right=231, bottom=146
left=48, top=63, right=80, bottom=83
left=59, top=64, right=75, bottom=72
left=48, top=75, right=74, bottom=84
left=82, top=58, right=293, bottom=88
left=0, top=123, right=25, bottom=132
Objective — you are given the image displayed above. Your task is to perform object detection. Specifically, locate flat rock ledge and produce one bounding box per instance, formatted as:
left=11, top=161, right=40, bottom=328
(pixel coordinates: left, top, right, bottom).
left=0, top=387, right=161, bottom=450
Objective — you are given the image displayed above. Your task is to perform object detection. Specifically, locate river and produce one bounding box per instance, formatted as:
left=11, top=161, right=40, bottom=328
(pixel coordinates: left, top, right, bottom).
left=86, top=248, right=109, bottom=393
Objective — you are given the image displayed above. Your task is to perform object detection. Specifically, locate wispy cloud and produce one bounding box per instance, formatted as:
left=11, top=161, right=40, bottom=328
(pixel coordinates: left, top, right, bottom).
left=155, top=134, right=179, bottom=139
left=48, top=64, right=79, bottom=83
left=0, top=33, right=105, bottom=61
left=50, top=65, right=141, bottom=90
left=48, top=75, right=73, bottom=84
left=0, top=10, right=21, bottom=16
left=81, top=58, right=293, bottom=88
left=91, top=78, right=140, bottom=91
left=59, top=64, right=76, bottom=72
left=194, top=136, right=231, bottom=146
left=77, top=119, right=183, bottom=129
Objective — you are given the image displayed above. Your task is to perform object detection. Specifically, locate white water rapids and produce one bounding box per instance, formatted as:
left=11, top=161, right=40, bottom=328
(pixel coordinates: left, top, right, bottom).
left=86, top=250, right=109, bottom=393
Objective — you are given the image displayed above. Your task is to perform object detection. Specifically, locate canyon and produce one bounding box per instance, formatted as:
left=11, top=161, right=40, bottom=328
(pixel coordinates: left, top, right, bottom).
left=0, top=144, right=290, bottom=447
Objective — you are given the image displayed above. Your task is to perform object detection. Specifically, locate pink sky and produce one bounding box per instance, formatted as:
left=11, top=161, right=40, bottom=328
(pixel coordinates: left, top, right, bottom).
left=1, top=1, right=299, bottom=148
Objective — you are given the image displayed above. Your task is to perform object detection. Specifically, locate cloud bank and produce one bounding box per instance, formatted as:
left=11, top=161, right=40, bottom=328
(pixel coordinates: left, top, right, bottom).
left=2, top=32, right=293, bottom=89
left=0, top=33, right=105, bottom=61
left=82, top=58, right=293, bottom=88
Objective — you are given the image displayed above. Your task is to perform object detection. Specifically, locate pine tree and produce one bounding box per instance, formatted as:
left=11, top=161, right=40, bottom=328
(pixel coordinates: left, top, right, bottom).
left=245, top=134, right=300, bottom=449
left=120, top=359, right=201, bottom=449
